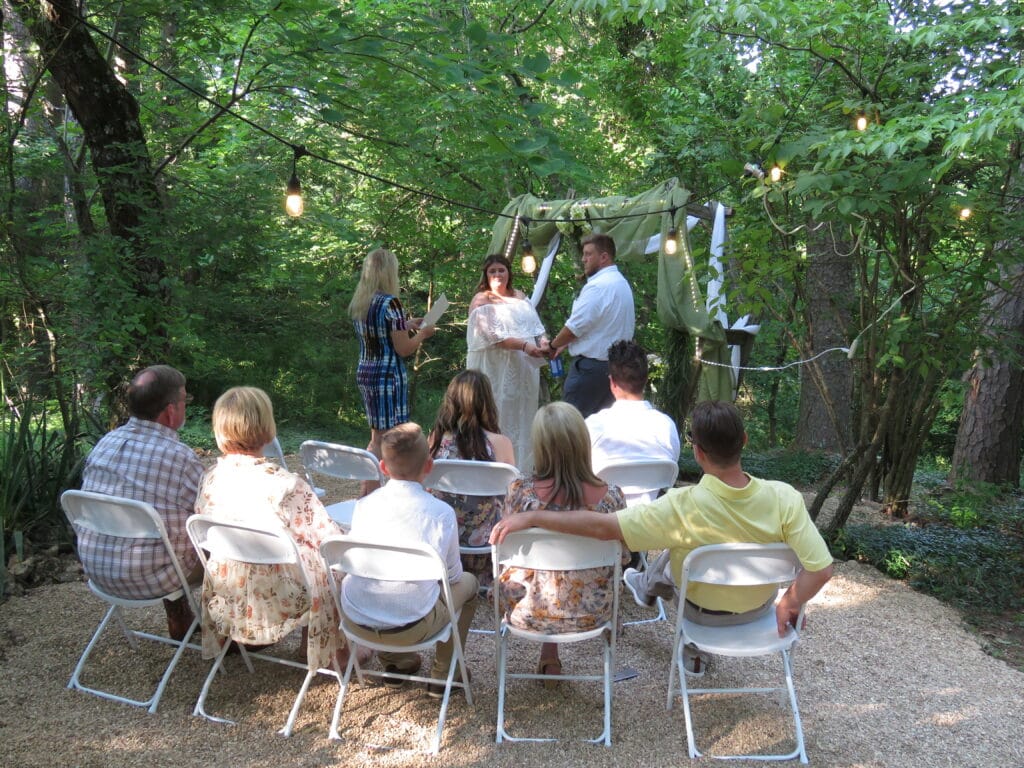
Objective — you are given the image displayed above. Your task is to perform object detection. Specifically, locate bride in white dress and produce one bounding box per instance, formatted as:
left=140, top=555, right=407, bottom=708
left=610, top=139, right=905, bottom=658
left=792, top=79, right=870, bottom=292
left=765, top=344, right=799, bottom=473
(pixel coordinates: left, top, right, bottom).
left=466, top=255, right=548, bottom=473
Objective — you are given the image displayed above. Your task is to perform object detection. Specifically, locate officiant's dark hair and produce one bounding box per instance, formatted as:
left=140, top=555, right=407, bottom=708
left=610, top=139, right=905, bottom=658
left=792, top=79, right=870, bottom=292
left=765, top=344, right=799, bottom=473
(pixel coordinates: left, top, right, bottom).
left=475, top=254, right=516, bottom=294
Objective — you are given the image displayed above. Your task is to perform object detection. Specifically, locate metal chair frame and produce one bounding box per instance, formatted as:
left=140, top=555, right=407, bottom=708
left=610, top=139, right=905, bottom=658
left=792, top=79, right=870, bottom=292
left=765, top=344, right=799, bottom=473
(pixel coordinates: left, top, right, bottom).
left=668, top=543, right=808, bottom=763
left=61, top=489, right=201, bottom=713
left=186, top=515, right=342, bottom=737
left=492, top=528, right=621, bottom=746
left=320, top=535, right=472, bottom=754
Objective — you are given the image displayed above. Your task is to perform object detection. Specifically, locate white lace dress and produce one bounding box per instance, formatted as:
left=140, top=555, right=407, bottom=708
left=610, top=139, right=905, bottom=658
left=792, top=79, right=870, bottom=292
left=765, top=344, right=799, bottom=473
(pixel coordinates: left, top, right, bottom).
left=466, top=295, right=546, bottom=474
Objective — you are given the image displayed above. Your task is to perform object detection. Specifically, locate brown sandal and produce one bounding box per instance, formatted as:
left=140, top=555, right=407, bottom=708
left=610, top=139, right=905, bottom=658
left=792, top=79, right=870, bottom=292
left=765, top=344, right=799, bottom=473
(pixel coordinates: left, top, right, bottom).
left=537, top=657, right=562, bottom=689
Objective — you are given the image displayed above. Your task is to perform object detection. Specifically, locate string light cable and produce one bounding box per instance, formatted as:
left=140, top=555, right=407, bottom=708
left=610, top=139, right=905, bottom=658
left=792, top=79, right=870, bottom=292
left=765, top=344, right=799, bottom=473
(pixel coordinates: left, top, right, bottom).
left=65, top=9, right=739, bottom=224
left=696, top=282, right=919, bottom=373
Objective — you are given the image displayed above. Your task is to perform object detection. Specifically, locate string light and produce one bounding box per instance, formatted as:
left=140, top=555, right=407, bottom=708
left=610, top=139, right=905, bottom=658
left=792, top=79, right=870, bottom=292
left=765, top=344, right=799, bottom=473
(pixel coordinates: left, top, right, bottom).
left=285, top=145, right=308, bottom=217
left=665, top=207, right=679, bottom=255
left=520, top=217, right=536, bottom=274
left=769, top=165, right=783, bottom=183
left=521, top=240, right=537, bottom=274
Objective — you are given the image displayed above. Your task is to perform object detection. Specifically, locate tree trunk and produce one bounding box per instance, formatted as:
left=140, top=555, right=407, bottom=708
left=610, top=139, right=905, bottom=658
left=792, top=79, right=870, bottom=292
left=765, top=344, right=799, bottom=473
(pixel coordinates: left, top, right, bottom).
left=11, top=0, right=165, bottom=295
left=950, top=144, right=1024, bottom=487
left=950, top=261, right=1024, bottom=486
left=796, top=222, right=854, bottom=453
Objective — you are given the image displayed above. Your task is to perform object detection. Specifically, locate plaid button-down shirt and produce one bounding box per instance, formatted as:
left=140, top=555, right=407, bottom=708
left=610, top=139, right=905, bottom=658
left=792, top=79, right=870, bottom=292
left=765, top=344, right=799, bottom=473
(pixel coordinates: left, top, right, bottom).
left=77, top=417, right=204, bottom=599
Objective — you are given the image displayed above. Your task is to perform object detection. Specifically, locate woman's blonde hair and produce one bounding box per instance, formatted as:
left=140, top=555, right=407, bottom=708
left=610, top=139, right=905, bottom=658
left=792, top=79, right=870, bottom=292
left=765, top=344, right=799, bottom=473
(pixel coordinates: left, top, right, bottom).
left=212, top=386, right=276, bottom=454
left=348, top=247, right=400, bottom=320
left=531, top=402, right=603, bottom=508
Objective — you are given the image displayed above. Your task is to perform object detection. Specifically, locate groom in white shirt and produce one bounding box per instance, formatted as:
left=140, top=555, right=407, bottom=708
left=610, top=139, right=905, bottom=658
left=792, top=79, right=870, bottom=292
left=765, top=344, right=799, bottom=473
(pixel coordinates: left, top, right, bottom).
left=548, top=232, right=635, bottom=418
left=341, top=423, right=477, bottom=695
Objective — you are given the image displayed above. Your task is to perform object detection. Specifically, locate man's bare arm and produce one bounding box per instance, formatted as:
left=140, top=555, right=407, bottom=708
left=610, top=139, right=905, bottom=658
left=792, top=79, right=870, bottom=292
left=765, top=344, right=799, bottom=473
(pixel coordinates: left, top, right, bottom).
left=547, top=326, right=578, bottom=356
left=775, top=563, right=833, bottom=636
left=489, top=508, right=625, bottom=545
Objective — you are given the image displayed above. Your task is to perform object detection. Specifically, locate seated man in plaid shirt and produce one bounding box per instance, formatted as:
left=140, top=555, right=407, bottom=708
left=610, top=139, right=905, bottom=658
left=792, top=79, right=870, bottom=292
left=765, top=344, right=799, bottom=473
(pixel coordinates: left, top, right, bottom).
left=77, top=365, right=204, bottom=639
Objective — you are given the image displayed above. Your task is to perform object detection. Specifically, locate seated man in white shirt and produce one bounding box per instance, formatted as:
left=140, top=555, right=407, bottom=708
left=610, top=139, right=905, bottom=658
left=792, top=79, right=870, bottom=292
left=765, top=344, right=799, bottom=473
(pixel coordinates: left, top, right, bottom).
left=586, top=339, right=681, bottom=483
left=341, top=423, right=477, bottom=696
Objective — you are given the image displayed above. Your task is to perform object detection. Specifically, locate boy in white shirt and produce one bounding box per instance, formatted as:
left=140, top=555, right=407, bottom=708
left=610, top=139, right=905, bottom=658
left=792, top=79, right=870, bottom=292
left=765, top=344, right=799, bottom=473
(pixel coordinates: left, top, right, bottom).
left=341, top=423, right=476, bottom=695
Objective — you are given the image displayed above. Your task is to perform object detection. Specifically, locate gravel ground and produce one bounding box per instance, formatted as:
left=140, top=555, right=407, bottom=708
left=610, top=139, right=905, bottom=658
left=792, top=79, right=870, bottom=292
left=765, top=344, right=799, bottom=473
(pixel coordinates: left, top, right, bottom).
left=3, top=480, right=1022, bottom=767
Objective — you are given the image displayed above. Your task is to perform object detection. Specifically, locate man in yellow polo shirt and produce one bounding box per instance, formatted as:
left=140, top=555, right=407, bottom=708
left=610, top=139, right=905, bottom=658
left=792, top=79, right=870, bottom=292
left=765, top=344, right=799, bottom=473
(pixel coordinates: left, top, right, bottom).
left=490, top=400, right=833, bottom=676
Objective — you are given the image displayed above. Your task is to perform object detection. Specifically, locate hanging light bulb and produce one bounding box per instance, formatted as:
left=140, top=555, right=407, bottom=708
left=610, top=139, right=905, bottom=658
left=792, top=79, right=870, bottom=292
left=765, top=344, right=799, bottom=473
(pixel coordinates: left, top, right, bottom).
left=665, top=226, right=679, bottom=255
left=855, top=114, right=869, bottom=131
left=769, top=165, right=783, bottom=183
left=285, top=145, right=309, bottom=217
left=285, top=174, right=303, bottom=217
left=959, top=207, right=972, bottom=220
left=663, top=207, right=679, bottom=255
left=521, top=240, right=537, bottom=275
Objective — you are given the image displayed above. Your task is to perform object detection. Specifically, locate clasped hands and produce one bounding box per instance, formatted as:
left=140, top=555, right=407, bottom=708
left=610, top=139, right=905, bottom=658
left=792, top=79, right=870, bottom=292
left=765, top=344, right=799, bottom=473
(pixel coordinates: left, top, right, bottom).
left=523, top=338, right=550, bottom=359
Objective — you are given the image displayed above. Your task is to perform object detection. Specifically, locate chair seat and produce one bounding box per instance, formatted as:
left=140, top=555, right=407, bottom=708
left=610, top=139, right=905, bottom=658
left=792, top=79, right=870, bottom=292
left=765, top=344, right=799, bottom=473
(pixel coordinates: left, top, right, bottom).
left=684, top=612, right=797, bottom=657
left=503, top=621, right=611, bottom=645
left=326, top=500, right=356, bottom=531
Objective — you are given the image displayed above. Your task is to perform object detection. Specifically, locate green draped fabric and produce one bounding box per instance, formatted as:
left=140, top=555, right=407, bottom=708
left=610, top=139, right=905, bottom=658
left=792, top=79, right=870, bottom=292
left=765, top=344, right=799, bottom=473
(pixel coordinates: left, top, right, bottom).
left=487, top=178, right=733, bottom=403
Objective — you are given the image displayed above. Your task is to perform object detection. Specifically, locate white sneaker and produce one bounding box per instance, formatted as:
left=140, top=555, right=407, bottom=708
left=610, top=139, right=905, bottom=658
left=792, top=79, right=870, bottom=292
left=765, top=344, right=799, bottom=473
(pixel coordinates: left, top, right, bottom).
left=623, top=568, right=656, bottom=608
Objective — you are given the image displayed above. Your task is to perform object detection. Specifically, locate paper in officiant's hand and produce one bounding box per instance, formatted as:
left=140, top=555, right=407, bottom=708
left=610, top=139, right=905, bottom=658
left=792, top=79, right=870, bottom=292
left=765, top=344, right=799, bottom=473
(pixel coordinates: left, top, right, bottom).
left=421, top=294, right=449, bottom=328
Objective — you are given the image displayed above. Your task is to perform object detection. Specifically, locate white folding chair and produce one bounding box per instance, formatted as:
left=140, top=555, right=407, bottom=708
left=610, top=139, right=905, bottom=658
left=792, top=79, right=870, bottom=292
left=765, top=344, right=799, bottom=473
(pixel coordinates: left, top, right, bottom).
left=595, top=458, right=679, bottom=507
left=262, top=437, right=326, bottom=500
left=60, top=489, right=200, bottom=713
left=300, top=440, right=383, bottom=530
left=492, top=528, right=621, bottom=746
left=596, top=458, right=679, bottom=624
left=186, top=515, right=341, bottom=737
left=668, top=543, right=808, bottom=763
left=422, top=457, right=519, bottom=560
left=320, top=536, right=473, bottom=754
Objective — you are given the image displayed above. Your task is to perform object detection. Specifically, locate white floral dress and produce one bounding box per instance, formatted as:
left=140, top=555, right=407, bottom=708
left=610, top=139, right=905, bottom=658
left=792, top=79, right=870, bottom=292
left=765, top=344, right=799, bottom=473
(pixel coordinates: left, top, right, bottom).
left=498, top=477, right=627, bottom=633
left=466, top=294, right=546, bottom=473
left=195, top=454, right=343, bottom=670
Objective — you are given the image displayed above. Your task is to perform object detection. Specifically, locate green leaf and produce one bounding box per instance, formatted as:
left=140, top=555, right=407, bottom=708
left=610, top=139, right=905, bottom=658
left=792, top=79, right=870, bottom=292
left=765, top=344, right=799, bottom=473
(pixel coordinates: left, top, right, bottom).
left=512, top=136, right=550, bottom=154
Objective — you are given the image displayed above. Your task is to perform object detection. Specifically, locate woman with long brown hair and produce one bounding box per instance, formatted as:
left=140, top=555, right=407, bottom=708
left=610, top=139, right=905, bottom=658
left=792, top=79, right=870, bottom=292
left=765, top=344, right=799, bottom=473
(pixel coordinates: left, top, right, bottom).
left=428, top=369, right=514, bottom=586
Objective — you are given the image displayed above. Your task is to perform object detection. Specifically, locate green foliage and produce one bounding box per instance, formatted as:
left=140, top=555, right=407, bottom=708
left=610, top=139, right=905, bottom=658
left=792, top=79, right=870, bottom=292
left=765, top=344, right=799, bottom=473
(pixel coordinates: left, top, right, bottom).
left=0, top=384, right=85, bottom=595
left=834, top=476, right=1024, bottom=621
left=742, top=450, right=841, bottom=487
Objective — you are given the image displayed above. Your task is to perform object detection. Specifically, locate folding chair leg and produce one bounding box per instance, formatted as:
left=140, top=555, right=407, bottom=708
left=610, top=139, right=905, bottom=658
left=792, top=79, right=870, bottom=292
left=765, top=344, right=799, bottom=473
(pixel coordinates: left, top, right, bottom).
left=146, top=616, right=199, bottom=713
left=67, top=605, right=119, bottom=695
left=193, top=643, right=237, bottom=725
left=278, top=668, right=318, bottom=737
left=328, top=653, right=358, bottom=741
left=68, top=605, right=197, bottom=713
left=782, top=650, right=809, bottom=764
left=495, top=631, right=508, bottom=744
left=589, top=635, right=612, bottom=746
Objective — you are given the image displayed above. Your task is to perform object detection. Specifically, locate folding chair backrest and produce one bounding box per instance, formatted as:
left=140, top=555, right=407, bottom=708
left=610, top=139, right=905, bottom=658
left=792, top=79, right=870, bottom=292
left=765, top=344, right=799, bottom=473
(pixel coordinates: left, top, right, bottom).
left=423, top=459, right=519, bottom=497
left=321, top=536, right=446, bottom=583
left=300, top=440, right=383, bottom=484
left=682, top=543, right=801, bottom=588
left=187, top=516, right=300, bottom=567
left=595, top=458, right=679, bottom=505
left=62, top=489, right=167, bottom=540
left=494, top=527, right=621, bottom=572
left=262, top=437, right=289, bottom=470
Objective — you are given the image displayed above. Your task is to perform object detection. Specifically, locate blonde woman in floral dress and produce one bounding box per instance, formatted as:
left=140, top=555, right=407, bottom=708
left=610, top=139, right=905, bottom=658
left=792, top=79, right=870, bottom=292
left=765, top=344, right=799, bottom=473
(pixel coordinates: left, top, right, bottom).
left=195, top=386, right=361, bottom=670
left=497, top=401, right=626, bottom=687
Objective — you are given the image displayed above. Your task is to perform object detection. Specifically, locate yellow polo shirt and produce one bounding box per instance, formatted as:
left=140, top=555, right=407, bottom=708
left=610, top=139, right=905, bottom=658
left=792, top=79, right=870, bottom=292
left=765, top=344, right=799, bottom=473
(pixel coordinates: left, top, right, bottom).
left=617, top=474, right=832, bottom=613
